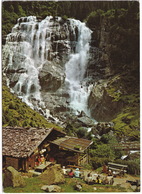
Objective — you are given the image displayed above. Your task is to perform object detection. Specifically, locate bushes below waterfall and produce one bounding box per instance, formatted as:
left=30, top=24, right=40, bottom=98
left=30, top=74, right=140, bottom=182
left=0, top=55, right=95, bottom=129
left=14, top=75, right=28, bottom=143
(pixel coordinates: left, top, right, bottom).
left=89, top=135, right=140, bottom=175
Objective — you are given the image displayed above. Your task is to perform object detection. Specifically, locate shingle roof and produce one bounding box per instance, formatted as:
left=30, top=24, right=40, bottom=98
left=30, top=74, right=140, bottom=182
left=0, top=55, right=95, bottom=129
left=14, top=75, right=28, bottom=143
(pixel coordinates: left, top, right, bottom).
left=2, top=126, right=53, bottom=158
left=50, top=136, right=93, bottom=153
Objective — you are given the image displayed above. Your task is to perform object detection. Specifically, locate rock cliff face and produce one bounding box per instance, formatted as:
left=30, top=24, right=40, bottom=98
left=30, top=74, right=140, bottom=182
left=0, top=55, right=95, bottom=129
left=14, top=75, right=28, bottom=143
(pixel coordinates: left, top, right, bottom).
left=87, top=31, right=124, bottom=121
left=87, top=17, right=125, bottom=121
left=88, top=79, right=124, bottom=121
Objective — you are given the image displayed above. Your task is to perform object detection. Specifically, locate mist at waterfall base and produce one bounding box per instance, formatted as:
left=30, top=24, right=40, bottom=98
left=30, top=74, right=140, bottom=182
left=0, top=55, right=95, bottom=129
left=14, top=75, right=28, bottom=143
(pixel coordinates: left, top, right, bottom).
left=3, top=16, right=93, bottom=122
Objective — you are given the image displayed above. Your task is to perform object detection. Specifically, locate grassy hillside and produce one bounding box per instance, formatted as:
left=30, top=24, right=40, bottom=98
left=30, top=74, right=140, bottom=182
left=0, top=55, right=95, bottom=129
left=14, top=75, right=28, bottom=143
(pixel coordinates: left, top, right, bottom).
left=2, top=84, right=62, bottom=130
left=106, top=75, right=140, bottom=141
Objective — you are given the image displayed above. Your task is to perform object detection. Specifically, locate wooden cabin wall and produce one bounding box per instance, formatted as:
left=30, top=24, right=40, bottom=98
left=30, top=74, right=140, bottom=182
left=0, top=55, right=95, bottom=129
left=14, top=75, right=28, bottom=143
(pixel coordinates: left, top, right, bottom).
left=5, top=156, right=19, bottom=170
left=27, top=154, right=36, bottom=170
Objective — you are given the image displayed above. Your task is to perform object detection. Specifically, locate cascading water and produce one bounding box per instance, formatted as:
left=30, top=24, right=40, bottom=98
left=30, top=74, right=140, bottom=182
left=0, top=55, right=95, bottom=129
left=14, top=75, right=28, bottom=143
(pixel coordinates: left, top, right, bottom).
left=3, top=15, right=92, bottom=120
left=65, top=19, right=92, bottom=116
left=3, top=16, right=55, bottom=117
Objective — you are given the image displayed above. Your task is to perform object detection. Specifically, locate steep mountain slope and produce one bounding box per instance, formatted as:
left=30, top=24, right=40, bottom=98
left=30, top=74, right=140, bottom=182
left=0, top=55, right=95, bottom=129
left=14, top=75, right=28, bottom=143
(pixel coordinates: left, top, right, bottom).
left=2, top=82, right=63, bottom=130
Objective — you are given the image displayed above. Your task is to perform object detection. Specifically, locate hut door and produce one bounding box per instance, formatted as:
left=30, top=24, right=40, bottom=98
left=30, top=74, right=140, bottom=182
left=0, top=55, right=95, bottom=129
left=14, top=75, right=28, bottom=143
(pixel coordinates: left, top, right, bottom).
left=18, top=158, right=27, bottom=171
left=18, top=158, right=23, bottom=171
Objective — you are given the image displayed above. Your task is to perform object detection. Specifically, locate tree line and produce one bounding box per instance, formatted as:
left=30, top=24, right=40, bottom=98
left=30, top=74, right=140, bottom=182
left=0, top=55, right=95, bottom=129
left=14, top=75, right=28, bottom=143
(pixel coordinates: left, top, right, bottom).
left=2, top=1, right=139, bottom=44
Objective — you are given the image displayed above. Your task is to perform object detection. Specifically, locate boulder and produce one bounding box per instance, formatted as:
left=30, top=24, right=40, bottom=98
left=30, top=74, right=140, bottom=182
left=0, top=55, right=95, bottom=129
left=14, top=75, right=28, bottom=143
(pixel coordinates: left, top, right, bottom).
left=39, top=61, right=65, bottom=92
left=3, top=166, right=26, bottom=188
left=41, top=185, right=61, bottom=192
left=102, top=176, right=114, bottom=185
left=40, top=164, right=65, bottom=185
left=64, top=111, right=96, bottom=130
left=74, top=182, right=82, bottom=191
left=94, top=122, right=114, bottom=136
left=77, top=116, right=95, bottom=127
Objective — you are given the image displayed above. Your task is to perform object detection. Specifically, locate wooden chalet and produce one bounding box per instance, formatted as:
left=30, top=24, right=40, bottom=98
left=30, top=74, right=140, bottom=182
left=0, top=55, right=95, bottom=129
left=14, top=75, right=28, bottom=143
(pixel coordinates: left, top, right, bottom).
left=2, top=126, right=93, bottom=171
left=49, top=137, right=92, bottom=166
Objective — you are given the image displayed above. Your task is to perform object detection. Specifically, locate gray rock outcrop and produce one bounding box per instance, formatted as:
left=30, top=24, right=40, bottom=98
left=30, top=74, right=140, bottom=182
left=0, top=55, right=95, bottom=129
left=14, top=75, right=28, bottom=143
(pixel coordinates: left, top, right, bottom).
left=39, top=61, right=65, bottom=92
left=3, top=166, right=26, bottom=188
left=88, top=79, right=123, bottom=121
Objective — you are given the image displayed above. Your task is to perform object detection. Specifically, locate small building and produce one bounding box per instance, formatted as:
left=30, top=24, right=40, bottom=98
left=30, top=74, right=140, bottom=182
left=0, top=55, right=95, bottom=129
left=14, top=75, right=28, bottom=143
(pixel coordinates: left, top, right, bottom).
left=2, top=126, right=92, bottom=171
left=49, top=136, right=92, bottom=166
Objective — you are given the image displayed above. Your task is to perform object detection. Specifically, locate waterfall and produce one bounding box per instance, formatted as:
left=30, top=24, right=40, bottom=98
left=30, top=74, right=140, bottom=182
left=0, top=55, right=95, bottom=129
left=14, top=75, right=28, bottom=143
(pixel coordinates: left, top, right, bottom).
left=3, top=16, right=55, bottom=118
left=3, top=15, right=92, bottom=119
left=65, top=19, right=92, bottom=116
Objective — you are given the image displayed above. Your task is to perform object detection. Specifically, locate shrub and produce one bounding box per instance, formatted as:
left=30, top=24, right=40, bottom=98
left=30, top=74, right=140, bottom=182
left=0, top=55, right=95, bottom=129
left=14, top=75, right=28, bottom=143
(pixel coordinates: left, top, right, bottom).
left=90, top=157, right=110, bottom=170
left=9, top=101, right=17, bottom=109
left=22, top=120, right=30, bottom=127
left=100, top=133, right=117, bottom=144
left=2, top=115, right=7, bottom=125
left=90, top=143, right=115, bottom=160
left=62, top=15, right=68, bottom=20
left=76, top=127, right=87, bottom=138
left=86, top=9, right=104, bottom=27
left=115, top=159, right=140, bottom=175
left=82, top=163, right=92, bottom=170
left=8, top=118, right=18, bottom=126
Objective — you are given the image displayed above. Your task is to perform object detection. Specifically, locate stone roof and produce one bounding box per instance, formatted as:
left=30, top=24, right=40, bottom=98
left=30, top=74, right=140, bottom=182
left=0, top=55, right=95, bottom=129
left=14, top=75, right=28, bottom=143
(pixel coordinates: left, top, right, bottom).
left=50, top=136, right=93, bottom=153
left=2, top=126, right=54, bottom=158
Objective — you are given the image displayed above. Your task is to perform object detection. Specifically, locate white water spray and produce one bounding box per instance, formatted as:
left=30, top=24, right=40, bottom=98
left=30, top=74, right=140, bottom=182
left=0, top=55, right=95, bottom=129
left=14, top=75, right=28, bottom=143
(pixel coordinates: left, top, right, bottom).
left=65, top=19, right=92, bottom=115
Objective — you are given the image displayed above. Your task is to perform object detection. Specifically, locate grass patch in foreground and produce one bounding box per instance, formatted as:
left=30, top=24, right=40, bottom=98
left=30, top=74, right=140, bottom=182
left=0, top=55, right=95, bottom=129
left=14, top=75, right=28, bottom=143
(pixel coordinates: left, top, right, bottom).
left=4, top=176, right=44, bottom=193
left=3, top=175, right=130, bottom=193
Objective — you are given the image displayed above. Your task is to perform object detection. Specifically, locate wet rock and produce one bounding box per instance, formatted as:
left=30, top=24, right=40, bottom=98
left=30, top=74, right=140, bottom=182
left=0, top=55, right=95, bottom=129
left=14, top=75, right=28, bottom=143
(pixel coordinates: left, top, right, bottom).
left=39, top=62, right=65, bottom=92
left=3, top=166, right=26, bottom=188
left=40, top=92, right=69, bottom=118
